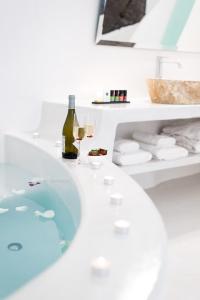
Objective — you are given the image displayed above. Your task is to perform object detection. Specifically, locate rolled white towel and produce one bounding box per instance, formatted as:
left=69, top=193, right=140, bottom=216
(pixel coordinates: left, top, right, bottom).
left=174, top=136, right=200, bottom=153
left=140, top=142, right=188, bottom=161
left=113, top=150, right=152, bottom=166
left=114, top=139, right=140, bottom=154
left=132, top=131, right=176, bottom=148
left=162, top=121, right=200, bottom=141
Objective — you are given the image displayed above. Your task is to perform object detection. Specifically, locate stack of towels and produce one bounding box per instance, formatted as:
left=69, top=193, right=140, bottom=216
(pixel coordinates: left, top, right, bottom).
left=113, top=139, right=152, bottom=166
left=113, top=130, right=191, bottom=167
left=162, top=121, right=200, bottom=153
left=132, top=131, right=188, bottom=161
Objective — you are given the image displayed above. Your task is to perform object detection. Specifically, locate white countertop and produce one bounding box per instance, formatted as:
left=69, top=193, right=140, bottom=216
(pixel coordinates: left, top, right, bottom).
left=76, top=102, right=200, bottom=121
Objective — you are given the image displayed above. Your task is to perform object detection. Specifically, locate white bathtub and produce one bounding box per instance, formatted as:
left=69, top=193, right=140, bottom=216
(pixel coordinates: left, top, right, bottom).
left=1, top=133, right=167, bottom=300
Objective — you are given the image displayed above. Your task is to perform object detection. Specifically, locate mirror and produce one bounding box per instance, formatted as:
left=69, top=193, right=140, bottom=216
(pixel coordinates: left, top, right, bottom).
left=96, top=0, right=200, bottom=52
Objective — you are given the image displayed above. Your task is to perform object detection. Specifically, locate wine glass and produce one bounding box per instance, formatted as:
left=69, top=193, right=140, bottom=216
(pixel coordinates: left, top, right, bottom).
left=84, top=116, right=98, bottom=165
left=73, top=122, right=86, bottom=164
left=84, top=115, right=96, bottom=149
left=84, top=123, right=95, bottom=139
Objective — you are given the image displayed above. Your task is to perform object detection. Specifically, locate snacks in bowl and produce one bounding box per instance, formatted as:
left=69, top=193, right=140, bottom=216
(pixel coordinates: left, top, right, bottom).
left=88, top=148, right=108, bottom=156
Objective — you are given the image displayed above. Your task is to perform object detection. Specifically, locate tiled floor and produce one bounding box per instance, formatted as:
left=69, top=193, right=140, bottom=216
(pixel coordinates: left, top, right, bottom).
left=147, top=174, right=200, bottom=300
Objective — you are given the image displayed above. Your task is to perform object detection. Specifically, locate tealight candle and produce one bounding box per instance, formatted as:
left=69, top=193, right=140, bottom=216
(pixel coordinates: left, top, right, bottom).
left=114, top=219, right=131, bottom=235
left=91, top=256, right=111, bottom=277
left=110, top=193, right=123, bottom=205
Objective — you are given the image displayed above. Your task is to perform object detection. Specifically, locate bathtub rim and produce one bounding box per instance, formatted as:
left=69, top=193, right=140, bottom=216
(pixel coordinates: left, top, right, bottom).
left=3, top=132, right=168, bottom=300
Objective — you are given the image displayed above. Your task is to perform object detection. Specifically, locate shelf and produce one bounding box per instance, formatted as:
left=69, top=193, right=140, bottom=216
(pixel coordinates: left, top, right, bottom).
left=78, top=102, right=200, bottom=122
left=119, top=154, right=200, bottom=175
left=92, top=101, right=130, bottom=104
left=38, top=101, right=200, bottom=164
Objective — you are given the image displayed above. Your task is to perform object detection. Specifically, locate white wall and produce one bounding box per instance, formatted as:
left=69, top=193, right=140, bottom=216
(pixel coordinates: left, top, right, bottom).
left=0, top=0, right=200, bottom=132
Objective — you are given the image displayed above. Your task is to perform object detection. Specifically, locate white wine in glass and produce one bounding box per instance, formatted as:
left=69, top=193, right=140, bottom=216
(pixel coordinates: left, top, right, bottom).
left=74, top=127, right=85, bottom=141
left=73, top=126, right=85, bottom=163
left=84, top=124, right=94, bottom=138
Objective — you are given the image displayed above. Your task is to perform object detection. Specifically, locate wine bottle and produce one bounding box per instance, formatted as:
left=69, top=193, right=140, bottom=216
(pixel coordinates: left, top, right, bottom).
left=62, top=95, right=78, bottom=159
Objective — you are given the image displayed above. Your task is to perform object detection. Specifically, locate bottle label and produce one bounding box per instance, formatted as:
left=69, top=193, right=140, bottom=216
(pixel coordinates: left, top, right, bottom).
left=73, top=140, right=79, bottom=149
left=62, top=136, right=65, bottom=152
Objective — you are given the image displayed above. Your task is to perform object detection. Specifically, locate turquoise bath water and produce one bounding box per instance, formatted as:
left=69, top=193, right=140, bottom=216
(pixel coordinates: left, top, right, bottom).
left=0, top=164, right=79, bottom=299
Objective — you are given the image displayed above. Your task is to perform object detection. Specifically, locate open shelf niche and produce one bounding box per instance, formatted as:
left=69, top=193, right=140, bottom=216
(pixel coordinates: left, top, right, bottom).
left=115, top=119, right=200, bottom=188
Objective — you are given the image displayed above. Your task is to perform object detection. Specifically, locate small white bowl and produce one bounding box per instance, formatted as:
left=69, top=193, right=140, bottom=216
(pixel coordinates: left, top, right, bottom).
left=88, top=155, right=106, bottom=166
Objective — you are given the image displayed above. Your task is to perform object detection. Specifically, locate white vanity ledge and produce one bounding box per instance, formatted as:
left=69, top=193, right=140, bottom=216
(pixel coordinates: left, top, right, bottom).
left=38, top=101, right=200, bottom=173
left=120, top=154, right=200, bottom=175
left=78, top=102, right=200, bottom=122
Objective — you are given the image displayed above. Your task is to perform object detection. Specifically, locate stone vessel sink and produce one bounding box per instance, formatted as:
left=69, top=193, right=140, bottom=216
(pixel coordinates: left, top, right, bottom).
left=147, top=79, right=200, bottom=105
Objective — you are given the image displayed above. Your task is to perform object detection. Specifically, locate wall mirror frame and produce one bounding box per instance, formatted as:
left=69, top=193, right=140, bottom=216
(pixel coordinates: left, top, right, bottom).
left=96, top=0, right=200, bottom=53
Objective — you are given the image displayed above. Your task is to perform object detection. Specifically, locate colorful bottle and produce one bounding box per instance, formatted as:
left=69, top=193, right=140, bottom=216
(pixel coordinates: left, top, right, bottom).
left=114, top=90, right=119, bottom=102
left=123, top=90, right=127, bottom=102
left=110, top=90, right=115, bottom=102
left=119, top=90, right=124, bottom=102
left=62, top=95, right=78, bottom=159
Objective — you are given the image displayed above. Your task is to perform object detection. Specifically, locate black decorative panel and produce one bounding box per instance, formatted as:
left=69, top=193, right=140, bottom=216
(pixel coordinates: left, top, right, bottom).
left=102, top=0, right=147, bottom=34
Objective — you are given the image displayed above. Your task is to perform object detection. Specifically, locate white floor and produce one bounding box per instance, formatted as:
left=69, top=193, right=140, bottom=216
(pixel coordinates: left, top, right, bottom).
left=147, top=174, right=200, bottom=300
